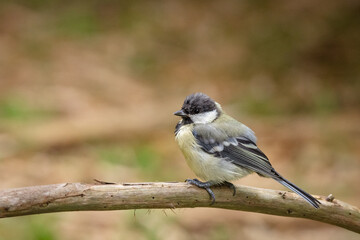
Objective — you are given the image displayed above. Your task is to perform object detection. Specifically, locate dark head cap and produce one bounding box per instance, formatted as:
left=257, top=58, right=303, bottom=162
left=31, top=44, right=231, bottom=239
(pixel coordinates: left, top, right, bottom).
left=174, top=93, right=217, bottom=117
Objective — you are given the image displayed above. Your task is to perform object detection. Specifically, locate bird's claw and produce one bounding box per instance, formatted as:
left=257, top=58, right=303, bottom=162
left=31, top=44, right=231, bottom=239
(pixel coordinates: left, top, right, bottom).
left=221, top=181, right=236, bottom=196
left=185, top=178, right=216, bottom=205
left=185, top=179, right=236, bottom=205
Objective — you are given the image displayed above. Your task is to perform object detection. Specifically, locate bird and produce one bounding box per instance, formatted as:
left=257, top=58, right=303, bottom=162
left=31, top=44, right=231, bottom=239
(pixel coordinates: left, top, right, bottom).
left=174, top=92, right=320, bottom=208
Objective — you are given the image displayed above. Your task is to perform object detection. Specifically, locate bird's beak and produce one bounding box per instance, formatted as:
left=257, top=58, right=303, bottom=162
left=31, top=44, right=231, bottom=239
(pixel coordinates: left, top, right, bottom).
left=174, top=109, right=187, bottom=117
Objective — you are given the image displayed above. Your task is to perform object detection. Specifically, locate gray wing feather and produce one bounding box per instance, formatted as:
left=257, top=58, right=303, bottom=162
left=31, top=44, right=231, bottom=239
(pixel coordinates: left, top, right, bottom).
left=193, top=122, right=275, bottom=178
left=193, top=121, right=321, bottom=208
left=220, top=144, right=275, bottom=176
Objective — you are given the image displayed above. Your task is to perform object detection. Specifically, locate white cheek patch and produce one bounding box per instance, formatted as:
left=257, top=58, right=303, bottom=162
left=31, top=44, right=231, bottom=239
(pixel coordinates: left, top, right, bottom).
left=190, top=110, right=218, bottom=124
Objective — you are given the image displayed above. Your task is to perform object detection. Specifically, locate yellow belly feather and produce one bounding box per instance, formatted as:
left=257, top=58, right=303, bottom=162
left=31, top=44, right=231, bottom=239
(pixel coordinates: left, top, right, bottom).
left=175, top=124, right=251, bottom=183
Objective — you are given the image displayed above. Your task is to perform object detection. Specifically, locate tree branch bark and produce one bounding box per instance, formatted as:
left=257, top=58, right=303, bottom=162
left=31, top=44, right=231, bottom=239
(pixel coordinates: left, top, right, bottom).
left=0, top=182, right=359, bottom=233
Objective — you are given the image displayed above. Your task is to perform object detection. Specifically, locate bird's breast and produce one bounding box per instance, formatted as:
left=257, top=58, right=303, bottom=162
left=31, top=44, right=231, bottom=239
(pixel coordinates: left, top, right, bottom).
left=175, top=124, right=250, bottom=183
left=175, top=124, right=198, bottom=163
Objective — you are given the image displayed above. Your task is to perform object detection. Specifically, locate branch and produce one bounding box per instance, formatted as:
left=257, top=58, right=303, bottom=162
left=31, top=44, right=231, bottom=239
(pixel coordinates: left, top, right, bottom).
left=0, top=182, right=359, bottom=233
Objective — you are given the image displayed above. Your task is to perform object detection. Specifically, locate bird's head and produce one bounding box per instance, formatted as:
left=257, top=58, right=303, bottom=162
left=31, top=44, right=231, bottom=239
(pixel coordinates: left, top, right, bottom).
left=174, top=93, right=221, bottom=124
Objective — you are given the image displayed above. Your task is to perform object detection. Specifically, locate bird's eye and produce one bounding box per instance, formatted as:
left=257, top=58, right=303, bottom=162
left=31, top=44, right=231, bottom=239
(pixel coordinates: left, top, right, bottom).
left=194, top=108, right=200, bottom=114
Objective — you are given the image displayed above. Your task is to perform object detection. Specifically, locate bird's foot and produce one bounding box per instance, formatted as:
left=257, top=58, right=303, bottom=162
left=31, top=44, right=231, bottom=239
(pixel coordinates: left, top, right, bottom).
left=185, top=178, right=216, bottom=205
left=219, top=181, right=236, bottom=196
left=185, top=179, right=236, bottom=204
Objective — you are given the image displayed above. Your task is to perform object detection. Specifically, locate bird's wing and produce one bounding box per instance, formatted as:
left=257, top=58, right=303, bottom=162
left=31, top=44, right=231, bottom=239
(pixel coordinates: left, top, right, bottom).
left=193, top=121, right=321, bottom=208
left=193, top=123, right=276, bottom=177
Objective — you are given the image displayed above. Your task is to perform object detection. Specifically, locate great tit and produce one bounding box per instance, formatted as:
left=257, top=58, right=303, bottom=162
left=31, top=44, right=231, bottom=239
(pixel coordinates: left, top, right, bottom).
left=174, top=93, right=320, bottom=208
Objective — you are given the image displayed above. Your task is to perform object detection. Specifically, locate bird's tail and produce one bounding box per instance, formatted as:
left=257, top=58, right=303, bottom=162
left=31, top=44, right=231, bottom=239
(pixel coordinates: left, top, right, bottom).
left=274, top=174, right=321, bottom=208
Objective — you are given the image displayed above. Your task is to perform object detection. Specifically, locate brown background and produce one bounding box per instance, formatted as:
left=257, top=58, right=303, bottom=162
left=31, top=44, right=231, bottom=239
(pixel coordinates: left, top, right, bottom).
left=0, top=1, right=359, bottom=239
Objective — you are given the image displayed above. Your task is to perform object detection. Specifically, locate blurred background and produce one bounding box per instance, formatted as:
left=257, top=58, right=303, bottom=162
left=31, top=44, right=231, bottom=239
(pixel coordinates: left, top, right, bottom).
left=0, top=0, right=359, bottom=239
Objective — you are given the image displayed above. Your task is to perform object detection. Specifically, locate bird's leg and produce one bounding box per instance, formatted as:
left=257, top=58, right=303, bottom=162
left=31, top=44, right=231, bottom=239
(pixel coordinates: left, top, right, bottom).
left=218, top=181, right=236, bottom=196
left=185, top=178, right=217, bottom=205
